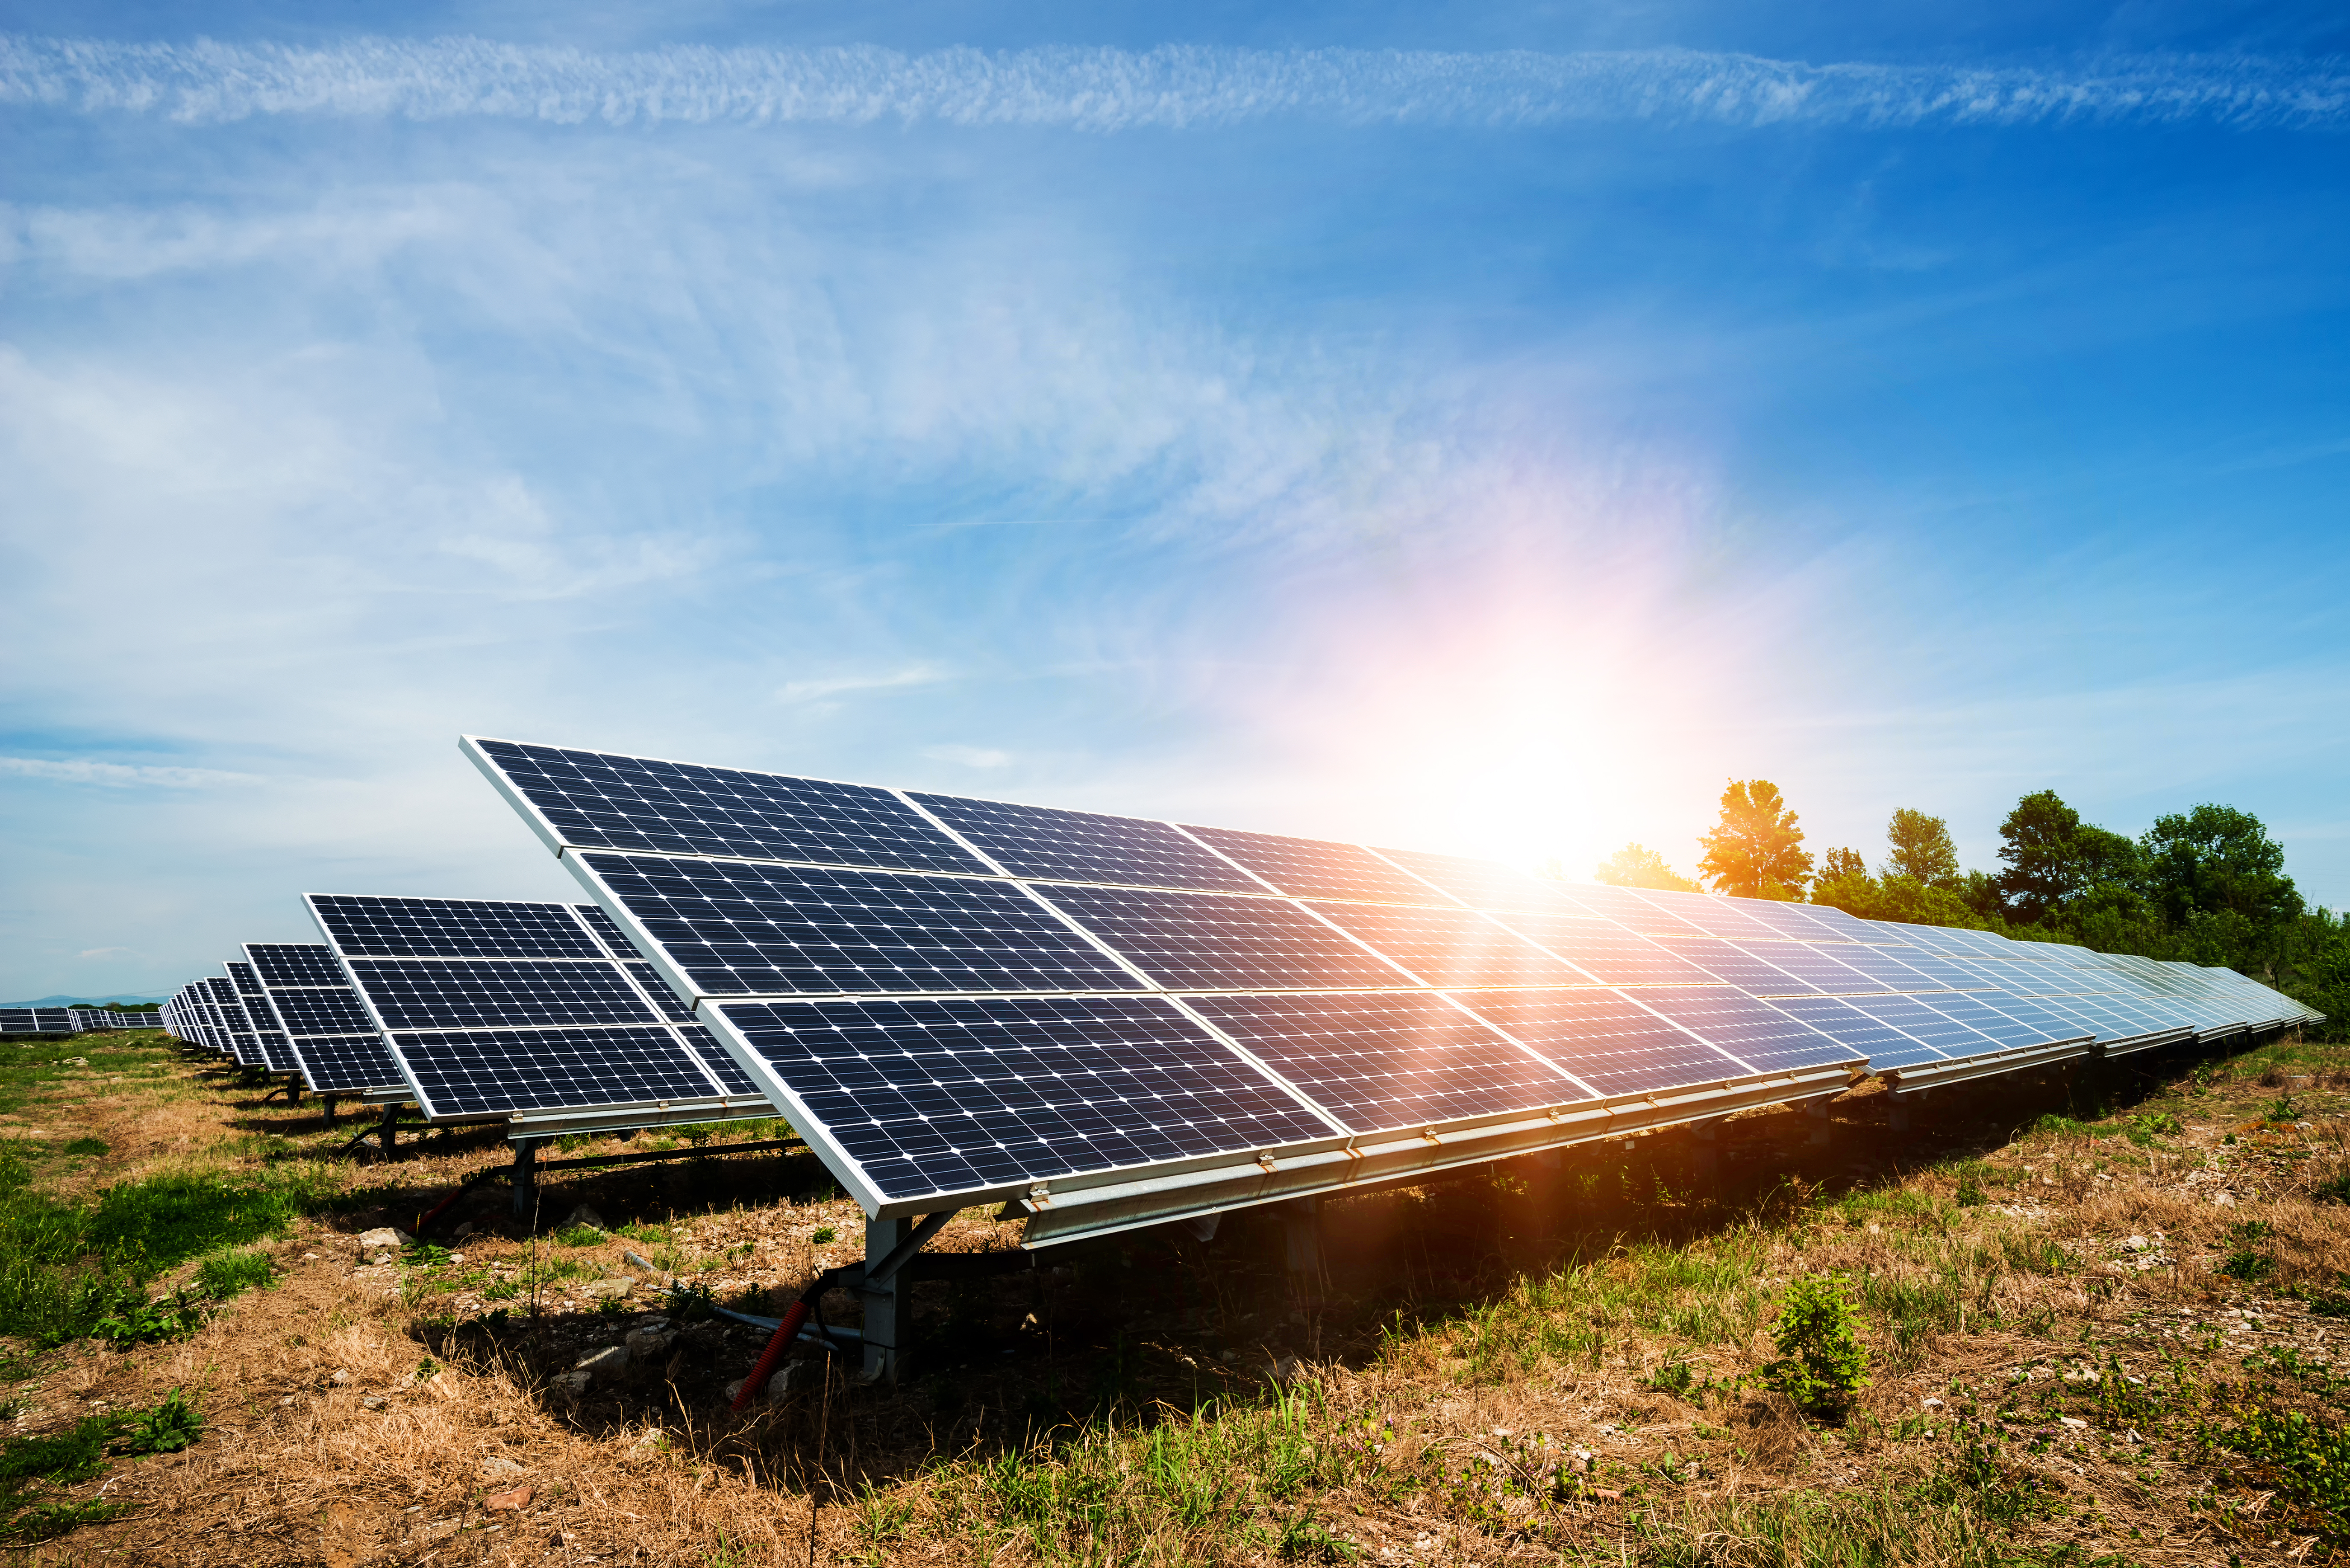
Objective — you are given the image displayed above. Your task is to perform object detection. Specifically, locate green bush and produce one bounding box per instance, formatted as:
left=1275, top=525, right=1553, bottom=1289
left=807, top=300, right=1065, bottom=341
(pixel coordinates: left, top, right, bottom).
left=1760, top=1275, right=1871, bottom=1419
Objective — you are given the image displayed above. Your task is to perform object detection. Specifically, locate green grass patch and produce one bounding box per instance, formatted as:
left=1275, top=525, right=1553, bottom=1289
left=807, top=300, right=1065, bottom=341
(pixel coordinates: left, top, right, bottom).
left=194, top=1248, right=276, bottom=1300
left=0, top=1389, right=203, bottom=1542
left=0, top=1148, right=338, bottom=1345
left=60, top=1138, right=108, bottom=1158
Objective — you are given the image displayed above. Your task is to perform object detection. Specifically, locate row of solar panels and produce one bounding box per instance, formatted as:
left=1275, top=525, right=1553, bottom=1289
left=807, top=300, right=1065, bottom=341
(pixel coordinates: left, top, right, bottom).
left=149, top=736, right=2321, bottom=1246
left=0, top=1007, right=161, bottom=1037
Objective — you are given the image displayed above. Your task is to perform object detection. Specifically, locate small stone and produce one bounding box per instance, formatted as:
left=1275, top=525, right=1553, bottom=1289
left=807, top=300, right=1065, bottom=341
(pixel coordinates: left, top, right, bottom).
left=329, top=1369, right=352, bottom=1386
left=1270, top=1356, right=1303, bottom=1383
left=480, top=1457, right=525, bottom=1480
left=2059, top=1416, right=2088, bottom=1430
left=581, top=1278, right=632, bottom=1301
left=453, top=1222, right=476, bottom=1239
left=2214, top=1192, right=2236, bottom=1207
left=357, top=1226, right=411, bottom=1254
left=301, top=1252, right=320, bottom=1261
left=425, top=1518, right=459, bottom=1541
left=623, top=1326, right=676, bottom=1360
left=575, top=1344, right=629, bottom=1374
left=549, top=1370, right=591, bottom=1399
left=484, top=1485, right=532, bottom=1512
left=1922, top=1397, right=1945, bottom=1409
left=2125, top=1236, right=2149, bottom=1252
left=566, top=1205, right=607, bottom=1231
left=361, top=1395, right=388, bottom=1411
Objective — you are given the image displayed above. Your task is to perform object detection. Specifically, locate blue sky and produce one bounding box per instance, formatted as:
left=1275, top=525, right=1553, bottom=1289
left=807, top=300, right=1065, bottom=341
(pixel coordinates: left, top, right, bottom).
left=3, top=3, right=2347, bottom=1001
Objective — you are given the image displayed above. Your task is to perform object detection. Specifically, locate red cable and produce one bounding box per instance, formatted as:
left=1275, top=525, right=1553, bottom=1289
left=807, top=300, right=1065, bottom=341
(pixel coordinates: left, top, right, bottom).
left=729, top=1299, right=812, bottom=1411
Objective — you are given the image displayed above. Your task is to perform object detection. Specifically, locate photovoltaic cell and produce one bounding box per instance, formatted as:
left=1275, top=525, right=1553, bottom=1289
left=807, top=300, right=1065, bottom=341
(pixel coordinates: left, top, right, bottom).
left=1187, top=992, right=1578, bottom=1133
left=1627, top=889, right=1788, bottom=943
left=1499, top=916, right=1720, bottom=988
left=1650, top=936, right=1821, bottom=995
left=1559, top=883, right=1710, bottom=936
left=1763, top=994, right=1934, bottom=1060
left=1634, top=987, right=1852, bottom=1072
left=310, top=895, right=602, bottom=960
left=1904, top=992, right=2062, bottom=1052
left=580, top=852, right=1144, bottom=997
left=1823, top=945, right=1947, bottom=991
left=678, top=1023, right=761, bottom=1095
left=1021, top=884, right=1401, bottom=990
left=476, top=738, right=986, bottom=873
left=573, top=903, right=642, bottom=960
left=246, top=943, right=348, bottom=987
left=1304, top=902, right=1589, bottom=989
left=714, top=995, right=1334, bottom=1201
left=347, top=958, right=659, bottom=1031
left=910, top=793, right=1262, bottom=893
left=267, top=989, right=378, bottom=1037
left=1458, top=990, right=1745, bottom=1097
left=1733, top=941, right=1894, bottom=994
left=1366, top=848, right=1581, bottom=914
left=1181, top=825, right=1442, bottom=905
left=1838, top=994, right=2004, bottom=1062
left=624, top=962, right=697, bottom=1022
left=394, top=1026, right=725, bottom=1117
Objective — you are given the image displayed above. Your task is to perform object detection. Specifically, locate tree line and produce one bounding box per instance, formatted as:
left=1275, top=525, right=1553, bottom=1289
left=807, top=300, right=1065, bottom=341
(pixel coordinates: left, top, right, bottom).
left=1589, top=780, right=2345, bottom=1037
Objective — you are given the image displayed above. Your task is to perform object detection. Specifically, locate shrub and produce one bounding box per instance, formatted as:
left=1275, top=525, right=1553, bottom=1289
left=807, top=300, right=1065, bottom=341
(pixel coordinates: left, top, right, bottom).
left=1760, top=1275, right=1871, bottom=1419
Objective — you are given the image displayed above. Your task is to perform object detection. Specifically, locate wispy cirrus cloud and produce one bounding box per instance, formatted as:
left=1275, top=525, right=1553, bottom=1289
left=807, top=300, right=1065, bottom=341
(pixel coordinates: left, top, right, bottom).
left=0, top=757, right=263, bottom=787
left=3, top=35, right=2344, bottom=133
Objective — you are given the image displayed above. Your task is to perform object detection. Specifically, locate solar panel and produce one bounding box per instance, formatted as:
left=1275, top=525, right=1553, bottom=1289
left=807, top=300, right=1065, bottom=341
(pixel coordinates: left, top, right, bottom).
left=310, top=893, right=764, bottom=1127
left=1495, top=915, right=1721, bottom=987
left=1367, top=847, right=1580, bottom=913
left=715, top=994, right=1335, bottom=1204
left=1304, top=902, right=1590, bottom=989
left=1457, top=990, right=1748, bottom=1097
left=1762, top=993, right=1938, bottom=1061
left=474, top=737, right=987, bottom=873
left=580, top=852, right=1145, bottom=997
left=1031, top=885, right=1407, bottom=991
left=1560, top=882, right=1711, bottom=936
left=228, top=960, right=298, bottom=1076
left=1734, top=940, right=1895, bottom=994
left=1625, top=888, right=1790, bottom=943
left=1651, top=935, right=1822, bottom=995
left=245, top=941, right=406, bottom=1095
left=1837, top=993, right=2004, bottom=1063
left=1633, top=987, right=1854, bottom=1073
left=1181, top=824, right=1443, bottom=905
left=910, top=793, right=1264, bottom=893
left=1186, top=992, right=1585, bottom=1133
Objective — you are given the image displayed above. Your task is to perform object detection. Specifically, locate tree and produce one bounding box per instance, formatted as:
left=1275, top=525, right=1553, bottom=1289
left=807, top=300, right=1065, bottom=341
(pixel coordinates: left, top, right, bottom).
left=1992, top=790, right=2139, bottom=924
left=1883, top=809, right=1959, bottom=887
left=2138, top=804, right=2300, bottom=929
left=1696, top=779, right=1813, bottom=900
left=1816, top=847, right=1867, bottom=884
left=1595, top=843, right=1701, bottom=893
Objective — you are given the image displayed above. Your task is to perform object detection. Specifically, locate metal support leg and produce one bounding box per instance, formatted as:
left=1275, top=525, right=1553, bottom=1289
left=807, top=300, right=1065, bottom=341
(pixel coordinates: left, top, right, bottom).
left=861, top=1216, right=912, bottom=1384
left=321, top=1094, right=338, bottom=1128
left=1281, top=1196, right=1324, bottom=1313
left=377, top=1104, right=400, bottom=1157
left=1691, top=1118, right=1721, bottom=1200
left=1806, top=1097, right=1832, bottom=1146
left=1886, top=1086, right=1912, bottom=1135
left=284, top=1073, right=303, bottom=1106
left=511, top=1139, right=540, bottom=1222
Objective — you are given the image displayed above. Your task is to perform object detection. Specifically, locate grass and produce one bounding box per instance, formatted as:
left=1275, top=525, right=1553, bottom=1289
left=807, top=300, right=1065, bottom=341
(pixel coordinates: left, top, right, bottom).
left=0, top=1389, right=202, bottom=1542
left=4, top=1022, right=2343, bottom=1567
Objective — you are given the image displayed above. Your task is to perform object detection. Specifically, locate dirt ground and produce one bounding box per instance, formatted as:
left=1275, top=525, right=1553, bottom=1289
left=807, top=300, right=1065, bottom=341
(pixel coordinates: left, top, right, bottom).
left=6, top=1029, right=2347, bottom=1567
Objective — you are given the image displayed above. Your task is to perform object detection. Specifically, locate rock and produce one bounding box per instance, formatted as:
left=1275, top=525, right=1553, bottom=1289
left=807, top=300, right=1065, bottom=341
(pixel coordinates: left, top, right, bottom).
left=357, top=1226, right=411, bottom=1261
left=453, top=1222, right=476, bottom=1239
left=566, top=1205, right=607, bottom=1231
left=2125, top=1235, right=2149, bottom=1252
left=623, top=1325, right=676, bottom=1360
left=581, top=1278, right=632, bottom=1301
left=2214, top=1192, right=2236, bottom=1207
left=480, top=1457, right=525, bottom=1480
left=329, top=1369, right=352, bottom=1386
left=484, top=1486, right=533, bottom=1512
left=1921, top=1397, right=1945, bottom=1409
left=361, top=1395, right=388, bottom=1411
left=425, top=1518, right=459, bottom=1542
left=575, top=1344, right=629, bottom=1375
left=779, top=1359, right=824, bottom=1396
left=1270, top=1356, right=1304, bottom=1384
left=2059, top=1416, right=2088, bottom=1430
left=549, top=1370, right=591, bottom=1400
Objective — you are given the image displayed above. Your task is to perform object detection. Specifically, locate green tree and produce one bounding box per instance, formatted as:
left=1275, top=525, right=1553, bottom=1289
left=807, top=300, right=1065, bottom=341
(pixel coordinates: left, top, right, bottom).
left=2138, top=804, right=2301, bottom=929
left=1594, top=843, right=1701, bottom=893
left=1696, top=780, right=1813, bottom=900
left=1815, top=846, right=1867, bottom=884
left=1883, top=808, right=1959, bottom=887
left=1992, top=789, right=2140, bottom=924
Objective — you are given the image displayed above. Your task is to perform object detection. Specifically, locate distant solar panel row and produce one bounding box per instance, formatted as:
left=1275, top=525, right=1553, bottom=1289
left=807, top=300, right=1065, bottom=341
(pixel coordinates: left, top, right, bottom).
left=308, top=894, right=764, bottom=1126
left=463, top=735, right=2321, bottom=1238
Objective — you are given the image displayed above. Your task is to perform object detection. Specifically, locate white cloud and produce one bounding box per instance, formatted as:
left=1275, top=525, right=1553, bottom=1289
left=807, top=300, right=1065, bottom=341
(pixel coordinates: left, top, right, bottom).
left=776, top=665, right=955, bottom=705
left=2, top=37, right=2343, bottom=132
left=0, top=757, right=263, bottom=787
left=77, top=947, right=132, bottom=959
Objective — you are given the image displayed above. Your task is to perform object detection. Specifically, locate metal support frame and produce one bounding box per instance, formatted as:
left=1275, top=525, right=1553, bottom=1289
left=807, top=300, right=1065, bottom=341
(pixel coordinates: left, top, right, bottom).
left=856, top=1210, right=954, bottom=1383
left=1689, top=1117, right=1722, bottom=1199
left=321, top=1094, right=339, bottom=1128
left=512, top=1138, right=540, bottom=1221
left=1885, top=1085, right=1913, bottom=1135
left=1805, top=1097, right=1833, bottom=1146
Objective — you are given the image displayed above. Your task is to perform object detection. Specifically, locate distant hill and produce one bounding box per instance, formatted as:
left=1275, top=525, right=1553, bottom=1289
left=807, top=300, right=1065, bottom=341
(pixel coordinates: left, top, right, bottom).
left=0, top=993, right=170, bottom=1008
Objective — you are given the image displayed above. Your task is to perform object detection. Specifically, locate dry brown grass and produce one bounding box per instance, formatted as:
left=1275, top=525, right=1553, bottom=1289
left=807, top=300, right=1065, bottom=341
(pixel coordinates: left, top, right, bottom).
left=3, top=1031, right=2347, bottom=1568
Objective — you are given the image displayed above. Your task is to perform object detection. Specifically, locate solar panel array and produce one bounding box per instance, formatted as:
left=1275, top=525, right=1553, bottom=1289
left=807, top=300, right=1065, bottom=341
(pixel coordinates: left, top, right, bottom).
left=244, top=943, right=406, bottom=1094
left=466, top=735, right=2321, bottom=1239
left=308, top=893, right=767, bottom=1128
